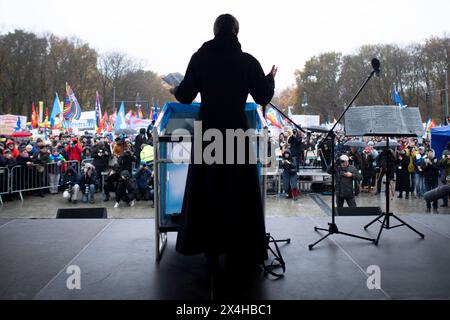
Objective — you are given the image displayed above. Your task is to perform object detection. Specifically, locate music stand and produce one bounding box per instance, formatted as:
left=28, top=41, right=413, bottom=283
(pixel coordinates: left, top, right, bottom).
left=363, top=134, right=425, bottom=245
left=307, top=60, right=383, bottom=250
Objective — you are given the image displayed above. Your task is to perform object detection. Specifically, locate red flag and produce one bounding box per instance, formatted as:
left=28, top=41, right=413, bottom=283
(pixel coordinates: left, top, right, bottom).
left=31, top=103, right=38, bottom=128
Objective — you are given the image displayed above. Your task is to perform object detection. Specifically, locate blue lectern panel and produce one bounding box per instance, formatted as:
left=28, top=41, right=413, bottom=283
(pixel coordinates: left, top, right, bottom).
left=157, top=102, right=264, bottom=218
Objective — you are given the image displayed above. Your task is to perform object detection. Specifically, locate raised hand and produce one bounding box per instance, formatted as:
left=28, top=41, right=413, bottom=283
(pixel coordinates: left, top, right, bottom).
left=270, top=65, right=278, bottom=78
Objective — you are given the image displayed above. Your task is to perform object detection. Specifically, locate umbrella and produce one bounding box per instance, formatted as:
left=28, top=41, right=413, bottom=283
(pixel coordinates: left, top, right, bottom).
left=344, top=140, right=366, bottom=148
left=374, top=140, right=399, bottom=148
left=115, top=128, right=137, bottom=136
left=10, top=131, right=32, bottom=138
left=305, top=126, right=329, bottom=133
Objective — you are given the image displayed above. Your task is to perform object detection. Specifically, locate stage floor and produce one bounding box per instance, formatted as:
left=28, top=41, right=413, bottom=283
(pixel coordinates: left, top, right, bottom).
left=1, top=215, right=450, bottom=300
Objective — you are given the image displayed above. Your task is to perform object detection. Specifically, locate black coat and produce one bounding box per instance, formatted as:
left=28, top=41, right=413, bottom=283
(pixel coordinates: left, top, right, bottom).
left=288, top=135, right=303, bottom=157
left=92, top=145, right=110, bottom=170
left=395, top=156, right=411, bottom=192
left=174, top=34, right=274, bottom=262
left=361, top=153, right=375, bottom=178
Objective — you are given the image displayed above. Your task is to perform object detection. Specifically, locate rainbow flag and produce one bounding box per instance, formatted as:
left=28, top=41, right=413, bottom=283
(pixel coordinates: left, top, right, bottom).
left=265, top=106, right=284, bottom=129
left=425, top=117, right=436, bottom=132
left=63, top=83, right=82, bottom=120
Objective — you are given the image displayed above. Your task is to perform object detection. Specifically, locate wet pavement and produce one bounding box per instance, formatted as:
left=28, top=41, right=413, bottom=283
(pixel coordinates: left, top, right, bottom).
left=1, top=189, right=448, bottom=219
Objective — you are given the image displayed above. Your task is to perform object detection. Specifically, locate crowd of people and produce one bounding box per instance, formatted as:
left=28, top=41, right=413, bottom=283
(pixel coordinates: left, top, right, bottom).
left=1, top=125, right=449, bottom=213
left=0, top=128, right=155, bottom=208
left=273, top=129, right=450, bottom=212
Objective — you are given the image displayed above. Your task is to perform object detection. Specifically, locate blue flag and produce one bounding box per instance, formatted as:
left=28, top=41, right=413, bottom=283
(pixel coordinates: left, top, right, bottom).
left=152, top=103, right=158, bottom=121
left=50, top=93, right=61, bottom=127
left=392, top=89, right=405, bottom=109
left=114, top=101, right=126, bottom=132
left=14, top=116, right=21, bottom=132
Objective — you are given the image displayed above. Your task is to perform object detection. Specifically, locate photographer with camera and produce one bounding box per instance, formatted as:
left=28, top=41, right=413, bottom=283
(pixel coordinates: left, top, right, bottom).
left=329, top=154, right=362, bottom=207
left=74, top=163, right=98, bottom=204
left=114, top=170, right=137, bottom=208
left=103, top=164, right=121, bottom=202
left=65, top=137, right=83, bottom=162
left=61, top=166, right=78, bottom=203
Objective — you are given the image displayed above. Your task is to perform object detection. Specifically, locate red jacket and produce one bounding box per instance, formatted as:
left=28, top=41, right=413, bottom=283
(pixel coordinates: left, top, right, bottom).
left=65, top=142, right=83, bottom=162
left=5, top=140, right=20, bottom=159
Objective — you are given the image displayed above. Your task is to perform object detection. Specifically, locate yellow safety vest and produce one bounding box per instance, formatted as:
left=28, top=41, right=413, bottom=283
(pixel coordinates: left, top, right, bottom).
left=140, top=145, right=154, bottom=163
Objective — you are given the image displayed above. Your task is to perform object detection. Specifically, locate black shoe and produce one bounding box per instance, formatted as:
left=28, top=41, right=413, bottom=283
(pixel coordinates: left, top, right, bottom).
left=441, top=204, right=448, bottom=207
left=397, top=195, right=402, bottom=199
left=405, top=194, right=409, bottom=199
left=103, top=197, right=109, bottom=202
left=426, top=208, right=431, bottom=213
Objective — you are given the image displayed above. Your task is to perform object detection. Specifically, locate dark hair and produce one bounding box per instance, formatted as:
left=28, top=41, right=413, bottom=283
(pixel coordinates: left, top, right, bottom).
left=214, top=14, right=239, bottom=36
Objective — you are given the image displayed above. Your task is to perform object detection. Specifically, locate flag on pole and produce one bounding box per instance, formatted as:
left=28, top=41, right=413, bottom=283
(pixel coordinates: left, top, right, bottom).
left=44, top=107, right=49, bottom=128
left=31, top=103, right=38, bottom=129
left=152, top=103, right=159, bottom=121
left=114, top=101, right=126, bottom=131
left=38, top=101, right=44, bottom=125
left=95, top=91, right=102, bottom=132
left=14, top=116, right=22, bottom=132
left=425, top=117, right=436, bottom=132
left=50, top=93, right=61, bottom=128
left=265, top=106, right=284, bottom=129
left=63, top=83, right=82, bottom=120
left=392, top=87, right=406, bottom=109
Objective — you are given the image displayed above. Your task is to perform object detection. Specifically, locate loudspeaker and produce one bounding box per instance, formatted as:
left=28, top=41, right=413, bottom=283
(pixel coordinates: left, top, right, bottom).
left=56, top=207, right=108, bottom=219
left=336, top=206, right=382, bottom=216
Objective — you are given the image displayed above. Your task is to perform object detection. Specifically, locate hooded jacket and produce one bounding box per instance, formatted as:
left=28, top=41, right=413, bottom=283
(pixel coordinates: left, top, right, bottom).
left=65, top=138, right=83, bottom=162
left=61, top=166, right=78, bottom=186
left=5, top=140, right=20, bottom=159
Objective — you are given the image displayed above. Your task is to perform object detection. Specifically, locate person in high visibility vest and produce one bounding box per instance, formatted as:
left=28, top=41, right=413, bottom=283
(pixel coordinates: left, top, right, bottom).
left=140, top=144, right=154, bottom=164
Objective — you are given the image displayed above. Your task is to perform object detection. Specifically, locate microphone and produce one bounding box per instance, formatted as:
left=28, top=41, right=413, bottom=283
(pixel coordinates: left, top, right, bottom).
left=371, top=58, right=380, bottom=76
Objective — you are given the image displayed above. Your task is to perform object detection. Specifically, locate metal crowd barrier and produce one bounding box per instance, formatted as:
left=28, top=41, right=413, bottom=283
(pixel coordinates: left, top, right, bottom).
left=0, top=167, right=10, bottom=205
left=7, top=161, right=81, bottom=201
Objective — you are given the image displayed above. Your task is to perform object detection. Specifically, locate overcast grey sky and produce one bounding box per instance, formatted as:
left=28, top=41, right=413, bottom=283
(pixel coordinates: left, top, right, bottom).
left=1, top=0, right=449, bottom=91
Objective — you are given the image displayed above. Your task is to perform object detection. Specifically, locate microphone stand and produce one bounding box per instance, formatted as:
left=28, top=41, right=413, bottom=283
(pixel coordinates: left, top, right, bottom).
left=307, top=65, right=379, bottom=249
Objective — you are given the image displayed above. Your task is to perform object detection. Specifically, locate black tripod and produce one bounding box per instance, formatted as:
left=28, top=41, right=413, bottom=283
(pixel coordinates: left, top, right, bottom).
left=363, top=136, right=425, bottom=245
left=307, top=59, right=382, bottom=250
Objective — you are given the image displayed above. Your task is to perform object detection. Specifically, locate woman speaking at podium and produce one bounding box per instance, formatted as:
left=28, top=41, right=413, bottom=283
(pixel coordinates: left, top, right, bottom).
left=171, top=14, right=277, bottom=272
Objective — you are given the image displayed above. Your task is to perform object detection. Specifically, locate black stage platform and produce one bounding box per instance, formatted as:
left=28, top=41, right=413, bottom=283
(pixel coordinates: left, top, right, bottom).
left=1, top=215, right=450, bottom=300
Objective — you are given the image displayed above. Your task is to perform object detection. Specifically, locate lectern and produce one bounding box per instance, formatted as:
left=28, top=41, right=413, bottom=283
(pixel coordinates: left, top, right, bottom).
left=152, top=102, right=270, bottom=261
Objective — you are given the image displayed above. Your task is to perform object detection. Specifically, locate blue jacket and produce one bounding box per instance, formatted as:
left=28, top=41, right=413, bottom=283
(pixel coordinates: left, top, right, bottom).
left=134, top=167, right=152, bottom=189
